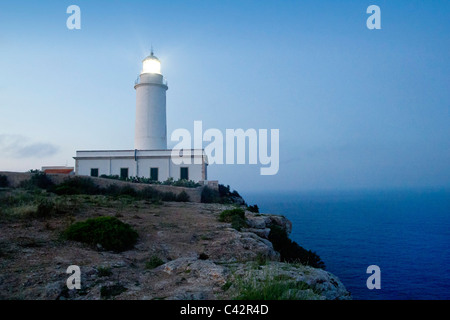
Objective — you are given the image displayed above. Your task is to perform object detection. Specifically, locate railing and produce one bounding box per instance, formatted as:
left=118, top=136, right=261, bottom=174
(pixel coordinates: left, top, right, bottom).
left=135, top=76, right=168, bottom=87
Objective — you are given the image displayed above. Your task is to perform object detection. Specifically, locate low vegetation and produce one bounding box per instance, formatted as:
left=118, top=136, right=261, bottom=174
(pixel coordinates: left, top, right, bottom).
left=145, top=255, right=165, bottom=269
left=233, top=268, right=319, bottom=300
left=97, top=267, right=113, bottom=277
left=100, top=284, right=127, bottom=299
left=19, top=172, right=54, bottom=190
left=201, top=184, right=243, bottom=204
left=63, top=216, right=138, bottom=252
left=0, top=175, right=9, bottom=188
left=268, top=225, right=325, bottom=269
left=99, top=175, right=201, bottom=188
left=218, top=208, right=248, bottom=231
left=247, top=204, right=259, bottom=213
left=0, top=189, right=80, bottom=221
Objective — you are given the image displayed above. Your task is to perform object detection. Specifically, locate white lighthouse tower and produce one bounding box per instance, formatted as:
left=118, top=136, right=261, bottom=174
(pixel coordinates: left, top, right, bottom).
left=134, top=51, right=168, bottom=150
left=74, top=51, right=211, bottom=184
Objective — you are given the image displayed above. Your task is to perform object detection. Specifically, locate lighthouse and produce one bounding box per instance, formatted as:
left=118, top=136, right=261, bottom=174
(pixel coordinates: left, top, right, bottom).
left=134, top=51, right=169, bottom=150
left=73, top=51, right=210, bottom=184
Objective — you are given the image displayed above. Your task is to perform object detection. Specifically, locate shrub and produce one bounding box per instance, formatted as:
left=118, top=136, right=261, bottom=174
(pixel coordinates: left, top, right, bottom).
left=117, top=185, right=137, bottom=197
left=97, top=267, right=112, bottom=277
left=171, top=179, right=201, bottom=188
left=201, top=186, right=221, bottom=203
left=64, top=216, right=138, bottom=252
left=138, top=187, right=160, bottom=200
left=247, top=204, right=259, bottom=213
left=234, top=273, right=314, bottom=300
left=100, top=284, right=127, bottom=299
left=102, top=184, right=121, bottom=197
left=0, top=175, right=9, bottom=188
left=219, top=208, right=246, bottom=222
left=219, top=184, right=241, bottom=198
left=100, top=175, right=200, bottom=188
left=161, top=192, right=177, bottom=202
left=146, top=255, right=164, bottom=269
left=218, top=208, right=248, bottom=231
left=100, top=174, right=120, bottom=180
left=231, top=214, right=248, bottom=231
left=201, top=184, right=244, bottom=204
left=20, top=173, right=54, bottom=190
left=51, top=177, right=99, bottom=195
left=268, top=225, right=325, bottom=269
left=176, top=191, right=190, bottom=202
left=36, top=199, right=55, bottom=218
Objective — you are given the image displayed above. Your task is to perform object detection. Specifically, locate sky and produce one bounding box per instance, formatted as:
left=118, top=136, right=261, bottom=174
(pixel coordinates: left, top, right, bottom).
left=0, top=0, right=449, bottom=194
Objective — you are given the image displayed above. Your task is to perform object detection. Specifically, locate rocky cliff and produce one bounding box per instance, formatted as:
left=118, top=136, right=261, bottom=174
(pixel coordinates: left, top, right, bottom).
left=0, top=181, right=351, bottom=300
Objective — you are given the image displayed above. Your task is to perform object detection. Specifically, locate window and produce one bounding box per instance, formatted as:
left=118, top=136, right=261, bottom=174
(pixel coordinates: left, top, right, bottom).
left=180, top=167, right=189, bottom=180
left=90, top=168, right=99, bottom=177
left=120, top=168, right=129, bottom=179
left=150, top=168, right=159, bottom=181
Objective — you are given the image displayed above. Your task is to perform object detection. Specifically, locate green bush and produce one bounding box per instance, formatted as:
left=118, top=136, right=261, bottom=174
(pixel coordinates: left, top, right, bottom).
left=219, top=184, right=241, bottom=198
left=268, top=225, right=325, bottom=269
left=117, top=185, right=137, bottom=197
left=99, top=175, right=200, bottom=188
left=218, top=208, right=248, bottom=231
left=234, top=274, right=314, bottom=300
left=247, top=204, right=259, bottom=213
left=176, top=191, right=190, bottom=202
left=36, top=199, right=55, bottom=218
left=219, top=208, right=246, bottom=222
left=100, top=284, right=127, bottom=299
left=161, top=192, right=177, bottom=202
left=138, top=187, right=158, bottom=199
left=201, top=185, right=244, bottom=204
left=0, top=175, right=9, bottom=188
left=97, top=267, right=112, bottom=277
left=171, top=179, right=200, bottom=188
left=201, top=186, right=221, bottom=203
left=20, top=173, right=54, bottom=190
left=231, top=214, right=248, bottom=231
left=146, top=255, right=164, bottom=269
left=64, top=216, right=138, bottom=252
left=51, top=177, right=99, bottom=195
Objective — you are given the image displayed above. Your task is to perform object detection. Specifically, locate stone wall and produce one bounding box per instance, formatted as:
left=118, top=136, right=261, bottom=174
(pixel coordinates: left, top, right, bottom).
left=0, top=171, right=204, bottom=203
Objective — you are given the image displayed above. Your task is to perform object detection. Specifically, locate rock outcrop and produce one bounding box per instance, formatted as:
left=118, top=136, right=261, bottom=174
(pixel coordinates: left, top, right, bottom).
left=0, top=189, right=351, bottom=300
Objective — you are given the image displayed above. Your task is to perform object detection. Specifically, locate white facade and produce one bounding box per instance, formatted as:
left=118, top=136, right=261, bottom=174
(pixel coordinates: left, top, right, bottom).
left=74, top=52, right=209, bottom=183
left=74, top=150, right=208, bottom=182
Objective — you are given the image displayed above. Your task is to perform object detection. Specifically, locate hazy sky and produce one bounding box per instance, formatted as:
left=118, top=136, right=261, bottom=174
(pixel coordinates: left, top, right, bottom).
left=0, top=0, right=449, bottom=194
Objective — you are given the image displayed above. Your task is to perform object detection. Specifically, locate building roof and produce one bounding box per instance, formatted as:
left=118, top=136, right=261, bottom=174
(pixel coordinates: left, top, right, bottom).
left=42, top=168, right=74, bottom=174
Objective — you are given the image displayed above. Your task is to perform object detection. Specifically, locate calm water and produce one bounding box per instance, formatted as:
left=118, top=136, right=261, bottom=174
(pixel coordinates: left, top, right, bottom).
left=243, top=189, right=450, bottom=300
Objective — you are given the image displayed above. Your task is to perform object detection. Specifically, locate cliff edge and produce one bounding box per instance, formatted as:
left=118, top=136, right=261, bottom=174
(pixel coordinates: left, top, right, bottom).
left=0, top=174, right=351, bottom=300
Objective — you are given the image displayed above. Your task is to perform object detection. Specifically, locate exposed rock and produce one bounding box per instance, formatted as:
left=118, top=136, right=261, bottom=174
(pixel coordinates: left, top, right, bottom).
left=246, top=213, right=292, bottom=235
left=0, top=192, right=350, bottom=300
left=243, top=227, right=271, bottom=239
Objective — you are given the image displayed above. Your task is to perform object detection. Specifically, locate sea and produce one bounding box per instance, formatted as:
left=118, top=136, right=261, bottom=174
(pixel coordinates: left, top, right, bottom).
left=243, top=189, right=450, bottom=300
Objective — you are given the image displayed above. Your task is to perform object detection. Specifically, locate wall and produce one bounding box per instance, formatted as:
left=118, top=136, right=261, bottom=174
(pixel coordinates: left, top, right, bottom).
left=76, top=157, right=205, bottom=182
left=0, top=171, right=205, bottom=203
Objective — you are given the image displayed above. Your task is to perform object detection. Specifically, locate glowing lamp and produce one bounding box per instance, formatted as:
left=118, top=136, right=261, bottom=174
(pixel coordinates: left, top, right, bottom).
left=142, top=52, right=161, bottom=74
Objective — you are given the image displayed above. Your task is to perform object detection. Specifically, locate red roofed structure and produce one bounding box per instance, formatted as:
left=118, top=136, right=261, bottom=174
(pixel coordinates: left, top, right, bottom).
left=41, top=166, right=74, bottom=175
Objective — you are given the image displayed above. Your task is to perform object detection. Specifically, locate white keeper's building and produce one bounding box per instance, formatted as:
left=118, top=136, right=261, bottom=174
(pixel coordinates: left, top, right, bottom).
left=74, top=51, right=208, bottom=182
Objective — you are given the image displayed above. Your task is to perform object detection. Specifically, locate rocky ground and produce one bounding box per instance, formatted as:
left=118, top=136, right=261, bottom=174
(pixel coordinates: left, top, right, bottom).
left=0, top=191, right=351, bottom=300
